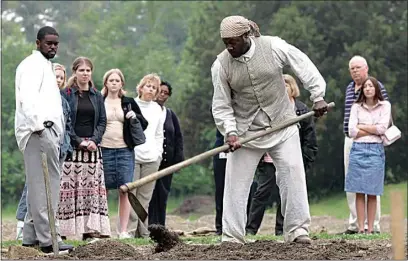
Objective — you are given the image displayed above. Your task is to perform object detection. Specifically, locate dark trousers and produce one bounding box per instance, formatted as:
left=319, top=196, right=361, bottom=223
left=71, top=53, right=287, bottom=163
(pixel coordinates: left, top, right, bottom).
left=148, top=164, right=173, bottom=227
left=246, top=161, right=284, bottom=236
left=213, top=156, right=226, bottom=233
left=213, top=155, right=256, bottom=233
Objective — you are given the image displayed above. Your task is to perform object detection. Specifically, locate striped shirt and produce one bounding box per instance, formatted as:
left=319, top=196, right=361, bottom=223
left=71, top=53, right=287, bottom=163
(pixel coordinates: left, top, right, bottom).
left=343, top=80, right=389, bottom=136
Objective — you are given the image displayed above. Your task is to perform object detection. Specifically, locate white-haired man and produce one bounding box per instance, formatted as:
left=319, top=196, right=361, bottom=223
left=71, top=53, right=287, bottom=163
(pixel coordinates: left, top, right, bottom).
left=341, top=55, right=389, bottom=234
left=211, top=15, right=328, bottom=244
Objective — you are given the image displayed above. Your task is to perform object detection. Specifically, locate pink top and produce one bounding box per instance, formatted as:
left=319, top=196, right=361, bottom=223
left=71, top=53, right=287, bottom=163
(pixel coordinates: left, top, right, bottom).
left=263, top=152, right=273, bottom=163
left=348, top=100, right=391, bottom=143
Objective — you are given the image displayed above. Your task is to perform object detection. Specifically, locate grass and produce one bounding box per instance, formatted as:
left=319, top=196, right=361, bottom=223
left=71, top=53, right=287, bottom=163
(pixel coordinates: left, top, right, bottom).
left=264, top=182, right=407, bottom=219
left=2, top=182, right=406, bottom=221
left=1, top=232, right=392, bottom=249
left=309, top=182, right=407, bottom=219
left=1, top=204, right=18, bottom=220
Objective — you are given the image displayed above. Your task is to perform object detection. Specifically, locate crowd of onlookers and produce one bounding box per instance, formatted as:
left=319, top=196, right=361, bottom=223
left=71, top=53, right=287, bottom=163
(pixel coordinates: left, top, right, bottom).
left=14, top=26, right=184, bottom=252
left=14, top=23, right=397, bottom=252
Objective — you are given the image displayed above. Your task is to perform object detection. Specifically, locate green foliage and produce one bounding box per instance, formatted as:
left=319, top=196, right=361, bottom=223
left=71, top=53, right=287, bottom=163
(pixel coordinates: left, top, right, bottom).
left=1, top=1, right=407, bottom=206
left=171, top=165, right=214, bottom=198
left=1, top=20, right=35, bottom=205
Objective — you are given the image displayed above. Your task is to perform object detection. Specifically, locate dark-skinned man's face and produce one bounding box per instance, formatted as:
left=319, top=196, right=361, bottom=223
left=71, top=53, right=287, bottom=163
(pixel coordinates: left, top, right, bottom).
left=222, top=34, right=250, bottom=58
left=36, top=34, right=59, bottom=60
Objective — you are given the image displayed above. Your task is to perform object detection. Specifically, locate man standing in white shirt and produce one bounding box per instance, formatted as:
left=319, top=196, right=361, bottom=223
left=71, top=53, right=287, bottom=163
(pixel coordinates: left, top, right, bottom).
left=14, top=26, right=73, bottom=253
left=211, top=16, right=328, bottom=244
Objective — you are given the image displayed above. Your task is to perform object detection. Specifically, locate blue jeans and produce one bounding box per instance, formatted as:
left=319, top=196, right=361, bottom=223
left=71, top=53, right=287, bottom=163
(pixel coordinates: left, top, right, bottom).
left=16, top=184, right=28, bottom=221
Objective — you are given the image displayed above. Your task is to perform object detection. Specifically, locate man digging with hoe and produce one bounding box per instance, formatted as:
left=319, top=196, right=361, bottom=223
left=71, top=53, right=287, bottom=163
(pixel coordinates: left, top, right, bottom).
left=211, top=15, right=328, bottom=244
left=121, top=15, right=333, bottom=247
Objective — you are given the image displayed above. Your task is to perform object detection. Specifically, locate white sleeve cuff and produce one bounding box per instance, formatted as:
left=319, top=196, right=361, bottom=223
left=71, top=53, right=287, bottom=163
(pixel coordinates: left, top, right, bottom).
left=313, top=97, right=324, bottom=103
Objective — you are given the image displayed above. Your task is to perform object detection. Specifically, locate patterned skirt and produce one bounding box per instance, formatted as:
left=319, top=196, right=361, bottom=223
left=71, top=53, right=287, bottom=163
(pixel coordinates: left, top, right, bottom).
left=57, top=147, right=111, bottom=237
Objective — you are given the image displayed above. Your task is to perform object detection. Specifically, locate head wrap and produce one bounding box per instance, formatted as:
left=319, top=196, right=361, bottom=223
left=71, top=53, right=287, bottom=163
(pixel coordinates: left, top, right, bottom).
left=220, top=15, right=261, bottom=38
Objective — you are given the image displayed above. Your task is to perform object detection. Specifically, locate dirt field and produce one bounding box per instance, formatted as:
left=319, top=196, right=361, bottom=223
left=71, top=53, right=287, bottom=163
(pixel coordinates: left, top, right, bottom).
left=2, top=213, right=404, bottom=241
left=4, top=238, right=398, bottom=260
left=2, top=213, right=407, bottom=260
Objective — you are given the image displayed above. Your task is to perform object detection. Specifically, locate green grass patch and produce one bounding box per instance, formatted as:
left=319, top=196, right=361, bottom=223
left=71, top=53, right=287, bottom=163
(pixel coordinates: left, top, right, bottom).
left=308, top=182, right=407, bottom=219
left=166, top=196, right=185, bottom=214
left=1, top=233, right=391, bottom=249
left=2, top=182, right=406, bottom=221
left=265, top=182, right=407, bottom=219
left=1, top=204, right=17, bottom=220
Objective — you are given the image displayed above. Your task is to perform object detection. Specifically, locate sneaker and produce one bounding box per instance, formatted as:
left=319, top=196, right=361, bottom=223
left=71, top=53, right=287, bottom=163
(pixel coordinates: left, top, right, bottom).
left=118, top=232, right=132, bottom=239
left=16, top=221, right=24, bottom=240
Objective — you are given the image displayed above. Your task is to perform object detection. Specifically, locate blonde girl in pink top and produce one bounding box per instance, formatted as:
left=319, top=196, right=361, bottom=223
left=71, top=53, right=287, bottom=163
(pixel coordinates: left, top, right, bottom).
left=345, top=76, right=391, bottom=234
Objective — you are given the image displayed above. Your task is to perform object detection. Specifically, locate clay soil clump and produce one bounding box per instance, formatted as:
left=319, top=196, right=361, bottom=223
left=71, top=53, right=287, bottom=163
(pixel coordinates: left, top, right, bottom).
left=148, top=224, right=182, bottom=252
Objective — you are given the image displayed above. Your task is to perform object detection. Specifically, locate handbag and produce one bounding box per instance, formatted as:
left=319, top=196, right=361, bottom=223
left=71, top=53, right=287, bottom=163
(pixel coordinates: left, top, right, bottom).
left=127, top=104, right=146, bottom=147
left=382, top=116, right=401, bottom=146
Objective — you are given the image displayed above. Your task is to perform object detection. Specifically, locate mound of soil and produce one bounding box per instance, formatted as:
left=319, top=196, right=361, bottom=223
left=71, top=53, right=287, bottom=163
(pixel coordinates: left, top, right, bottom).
left=152, top=239, right=399, bottom=260
left=6, top=246, right=42, bottom=259
left=7, top=238, right=405, bottom=260
left=70, top=239, right=146, bottom=260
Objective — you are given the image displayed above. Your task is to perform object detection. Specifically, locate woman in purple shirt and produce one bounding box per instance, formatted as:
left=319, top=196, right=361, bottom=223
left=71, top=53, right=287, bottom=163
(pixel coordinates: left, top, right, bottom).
left=345, top=76, right=391, bottom=234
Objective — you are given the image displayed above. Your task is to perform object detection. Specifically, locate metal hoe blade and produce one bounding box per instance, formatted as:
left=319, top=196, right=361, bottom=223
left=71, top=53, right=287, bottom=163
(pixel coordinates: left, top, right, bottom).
left=128, top=192, right=148, bottom=222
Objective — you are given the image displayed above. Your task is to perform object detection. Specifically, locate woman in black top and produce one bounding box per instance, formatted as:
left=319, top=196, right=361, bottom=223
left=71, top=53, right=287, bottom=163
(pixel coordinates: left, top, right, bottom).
left=57, top=57, right=111, bottom=241
left=148, top=80, right=184, bottom=226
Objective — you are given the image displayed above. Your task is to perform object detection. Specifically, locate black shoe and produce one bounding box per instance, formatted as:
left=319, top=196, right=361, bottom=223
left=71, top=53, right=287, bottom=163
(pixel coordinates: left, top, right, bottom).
left=82, top=233, right=95, bottom=241
left=336, top=229, right=358, bottom=235
left=215, top=230, right=222, bottom=236
left=22, top=241, right=39, bottom=248
left=40, top=242, right=74, bottom=254
left=275, top=230, right=283, bottom=236
left=246, top=230, right=256, bottom=236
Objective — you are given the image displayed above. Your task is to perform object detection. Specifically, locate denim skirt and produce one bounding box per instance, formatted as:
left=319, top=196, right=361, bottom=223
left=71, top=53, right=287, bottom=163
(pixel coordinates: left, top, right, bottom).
left=101, top=147, right=135, bottom=190
left=345, top=142, right=385, bottom=196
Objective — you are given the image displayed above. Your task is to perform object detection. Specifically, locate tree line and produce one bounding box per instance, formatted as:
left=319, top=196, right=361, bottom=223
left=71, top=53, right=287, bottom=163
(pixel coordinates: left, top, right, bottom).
left=1, top=1, right=407, bottom=206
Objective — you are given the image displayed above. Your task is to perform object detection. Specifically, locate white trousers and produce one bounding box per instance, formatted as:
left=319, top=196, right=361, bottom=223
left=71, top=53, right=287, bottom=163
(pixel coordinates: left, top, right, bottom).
left=222, top=130, right=310, bottom=243
left=344, top=136, right=381, bottom=232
